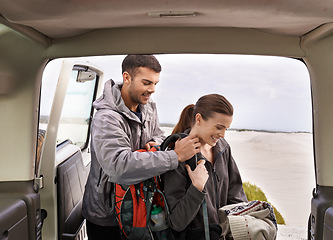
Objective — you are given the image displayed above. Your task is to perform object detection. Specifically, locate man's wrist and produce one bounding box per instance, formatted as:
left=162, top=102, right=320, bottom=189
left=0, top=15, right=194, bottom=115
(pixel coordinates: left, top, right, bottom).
left=176, top=152, right=185, bottom=162
left=176, top=153, right=182, bottom=162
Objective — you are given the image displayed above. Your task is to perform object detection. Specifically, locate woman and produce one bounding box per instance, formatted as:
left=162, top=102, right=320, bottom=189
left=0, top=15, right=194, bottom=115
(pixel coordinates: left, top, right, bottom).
left=164, top=94, right=247, bottom=240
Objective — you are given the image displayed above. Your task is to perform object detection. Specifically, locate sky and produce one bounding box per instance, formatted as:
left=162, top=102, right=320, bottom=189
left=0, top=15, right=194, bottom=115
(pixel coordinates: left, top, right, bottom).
left=43, top=54, right=312, bottom=132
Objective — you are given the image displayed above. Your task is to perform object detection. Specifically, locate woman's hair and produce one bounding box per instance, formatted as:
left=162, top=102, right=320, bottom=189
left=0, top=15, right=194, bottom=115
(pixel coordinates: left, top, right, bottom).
left=172, top=94, right=233, bottom=134
left=122, top=54, right=161, bottom=77
left=172, top=104, right=195, bottom=134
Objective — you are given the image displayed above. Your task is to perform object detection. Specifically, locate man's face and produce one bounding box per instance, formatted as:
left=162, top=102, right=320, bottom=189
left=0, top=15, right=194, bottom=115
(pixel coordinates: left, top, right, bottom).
left=126, top=67, right=160, bottom=107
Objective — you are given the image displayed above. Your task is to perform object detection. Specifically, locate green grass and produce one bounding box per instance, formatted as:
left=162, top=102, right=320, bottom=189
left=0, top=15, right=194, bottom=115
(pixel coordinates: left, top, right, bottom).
left=243, top=182, right=285, bottom=225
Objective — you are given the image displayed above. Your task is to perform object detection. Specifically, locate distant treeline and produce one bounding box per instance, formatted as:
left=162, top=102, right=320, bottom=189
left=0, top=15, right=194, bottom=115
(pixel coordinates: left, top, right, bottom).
left=160, top=123, right=176, bottom=128
left=160, top=123, right=311, bottom=134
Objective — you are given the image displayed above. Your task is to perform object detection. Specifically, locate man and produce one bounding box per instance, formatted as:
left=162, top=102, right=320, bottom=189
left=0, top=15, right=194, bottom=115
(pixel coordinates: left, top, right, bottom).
left=82, top=55, right=200, bottom=240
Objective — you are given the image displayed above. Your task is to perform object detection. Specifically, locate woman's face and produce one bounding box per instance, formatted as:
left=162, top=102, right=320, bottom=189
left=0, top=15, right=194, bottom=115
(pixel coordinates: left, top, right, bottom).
left=196, top=112, right=233, bottom=146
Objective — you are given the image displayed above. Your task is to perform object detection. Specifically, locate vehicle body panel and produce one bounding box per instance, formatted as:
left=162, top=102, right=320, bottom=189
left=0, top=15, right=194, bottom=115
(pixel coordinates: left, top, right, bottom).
left=1, top=1, right=333, bottom=239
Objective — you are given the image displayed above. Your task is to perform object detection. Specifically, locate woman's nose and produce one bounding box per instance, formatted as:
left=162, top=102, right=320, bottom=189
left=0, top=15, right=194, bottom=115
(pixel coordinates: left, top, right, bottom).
left=219, top=130, right=226, bottom=138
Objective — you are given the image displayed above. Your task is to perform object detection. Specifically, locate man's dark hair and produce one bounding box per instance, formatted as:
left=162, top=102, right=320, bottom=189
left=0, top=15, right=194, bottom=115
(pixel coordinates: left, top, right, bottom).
left=122, top=55, right=162, bottom=77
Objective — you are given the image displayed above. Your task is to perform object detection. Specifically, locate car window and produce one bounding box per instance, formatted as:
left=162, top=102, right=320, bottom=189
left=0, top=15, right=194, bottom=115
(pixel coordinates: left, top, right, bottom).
left=39, top=61, right=99, bottom=149
left=39, top=54, right=313, bottom=234
left=56, top=68, right=97, bottom=148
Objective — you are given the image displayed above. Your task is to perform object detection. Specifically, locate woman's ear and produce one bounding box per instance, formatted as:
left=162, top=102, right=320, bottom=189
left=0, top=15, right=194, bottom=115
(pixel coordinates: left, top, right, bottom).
left=195, top=113, right=202, bottom=125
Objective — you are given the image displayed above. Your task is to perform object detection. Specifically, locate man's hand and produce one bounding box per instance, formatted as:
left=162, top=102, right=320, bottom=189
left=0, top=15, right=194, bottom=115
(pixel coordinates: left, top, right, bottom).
left=186, top=160, right=208, bottom=192
left=174, top=135, right=201, bottom=162
left=145, top=141, right=157, bottom=151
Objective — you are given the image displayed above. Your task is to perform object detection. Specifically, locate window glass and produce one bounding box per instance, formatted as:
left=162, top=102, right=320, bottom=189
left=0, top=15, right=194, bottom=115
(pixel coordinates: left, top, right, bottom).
left=39, top=55, right=313, bottom=235
left=56, top=69, right=97, bottom=147
left=39, top=61, right=98, bottom=149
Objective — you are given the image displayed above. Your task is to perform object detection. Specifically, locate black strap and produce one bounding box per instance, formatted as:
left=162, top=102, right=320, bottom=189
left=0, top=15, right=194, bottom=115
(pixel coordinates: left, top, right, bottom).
left=202, top=199, right=210, bottom=240
left=143, top=179, right=155, bottom=225
left=160, top=133, right=200, bottom=171
left=159, top=133, right=188, bottom=151
left=160, top=133, right=211, bottom=239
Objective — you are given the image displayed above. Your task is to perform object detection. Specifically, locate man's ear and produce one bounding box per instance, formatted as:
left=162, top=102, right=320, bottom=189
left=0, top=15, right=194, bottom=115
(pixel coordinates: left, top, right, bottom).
left=123, top=71, right=131, bottom=85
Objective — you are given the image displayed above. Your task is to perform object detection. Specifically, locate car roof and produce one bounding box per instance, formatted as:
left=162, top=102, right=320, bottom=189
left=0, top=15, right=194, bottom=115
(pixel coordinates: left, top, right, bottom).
left=1, top=0, right=333, bottom=39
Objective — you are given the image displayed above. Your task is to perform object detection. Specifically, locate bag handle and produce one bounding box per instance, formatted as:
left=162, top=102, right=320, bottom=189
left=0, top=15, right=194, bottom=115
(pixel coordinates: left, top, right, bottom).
left=160, top=133, right=199, bottom=170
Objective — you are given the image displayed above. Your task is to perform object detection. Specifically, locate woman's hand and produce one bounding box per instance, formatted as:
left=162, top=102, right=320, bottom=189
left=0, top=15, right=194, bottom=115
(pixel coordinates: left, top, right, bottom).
left=186, top=160, right=209, bottom=192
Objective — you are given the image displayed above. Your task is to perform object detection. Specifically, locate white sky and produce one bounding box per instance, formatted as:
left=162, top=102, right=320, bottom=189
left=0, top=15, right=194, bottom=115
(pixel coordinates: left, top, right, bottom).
left=43, top=54, right=312, bottom=132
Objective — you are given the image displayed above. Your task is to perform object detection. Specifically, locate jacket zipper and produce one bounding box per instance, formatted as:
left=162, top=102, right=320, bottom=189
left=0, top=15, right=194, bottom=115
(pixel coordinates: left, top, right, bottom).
left=212, top=168, right=220, bottom=214
left=139, top=120, right=146, bottom=148
left=97, top=168, right=103, bottom=187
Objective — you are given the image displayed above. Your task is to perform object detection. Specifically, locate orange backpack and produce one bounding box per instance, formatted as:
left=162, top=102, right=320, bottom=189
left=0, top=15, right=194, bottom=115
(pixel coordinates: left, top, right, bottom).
left=114, top=147, right=169, bottom=240
left=114, top=133, right=191, bottom=240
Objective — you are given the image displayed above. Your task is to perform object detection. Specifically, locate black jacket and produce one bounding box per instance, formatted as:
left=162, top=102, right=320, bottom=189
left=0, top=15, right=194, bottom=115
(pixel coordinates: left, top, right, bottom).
left=163, top=138, right=247, bottom=234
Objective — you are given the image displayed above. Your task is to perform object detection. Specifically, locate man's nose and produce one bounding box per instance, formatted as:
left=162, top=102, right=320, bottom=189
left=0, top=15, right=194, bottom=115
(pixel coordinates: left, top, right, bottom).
left=148, top=84, right=155, bottom=93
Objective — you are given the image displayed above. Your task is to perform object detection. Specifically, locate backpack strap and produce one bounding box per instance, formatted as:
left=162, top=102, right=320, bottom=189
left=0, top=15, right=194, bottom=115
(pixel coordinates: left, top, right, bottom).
left=161, top=133, right=211, bottom=240
left=159, top=133, right=188, bottom=151
left=160, top=133, right=199, bottom=171
left=156, top=187, right=170, bottom=216
left=144, top=178, right=156, bottom=225
left=202, top=199, right=210, bottom=240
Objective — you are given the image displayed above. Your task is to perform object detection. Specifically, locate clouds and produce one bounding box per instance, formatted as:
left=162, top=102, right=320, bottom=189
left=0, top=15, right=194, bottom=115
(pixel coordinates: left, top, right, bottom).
left=153, top=54, right=311, bottom=132
left=43, top=54, right=312, bottom=132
